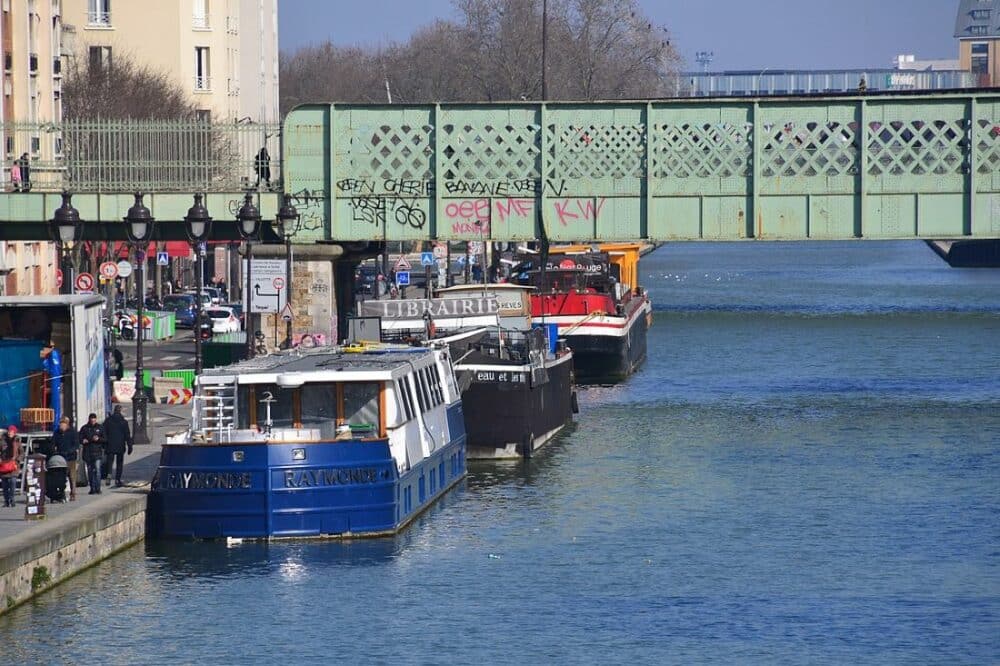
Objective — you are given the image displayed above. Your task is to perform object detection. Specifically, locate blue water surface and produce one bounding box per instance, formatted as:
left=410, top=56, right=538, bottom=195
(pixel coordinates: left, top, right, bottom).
left=3, top=241, right=998, bottom=664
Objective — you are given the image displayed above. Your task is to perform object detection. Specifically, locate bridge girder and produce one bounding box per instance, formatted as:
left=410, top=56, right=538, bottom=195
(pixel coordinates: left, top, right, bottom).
left=1, top=92, right=999, bottom=242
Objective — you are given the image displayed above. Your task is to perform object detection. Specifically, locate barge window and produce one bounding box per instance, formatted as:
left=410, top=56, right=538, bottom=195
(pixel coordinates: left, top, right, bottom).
left=396, top=379, right=415, bottom=421
left=430, top=365, right=444, bottom=405
left=413, top=373, right=427, bottom=413
left=418, top=368, right=434, bottom=410
left=343, top=382, right=380, bottom=432
left=237, top=384, right=294, bottom=429
left=300, top=383, right=338, bottom=438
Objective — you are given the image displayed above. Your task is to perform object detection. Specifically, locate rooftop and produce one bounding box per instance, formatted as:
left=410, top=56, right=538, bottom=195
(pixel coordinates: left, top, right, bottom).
left=954, top=0, right=1000, bottom=39
left=202, top=345, right=431, bottom=379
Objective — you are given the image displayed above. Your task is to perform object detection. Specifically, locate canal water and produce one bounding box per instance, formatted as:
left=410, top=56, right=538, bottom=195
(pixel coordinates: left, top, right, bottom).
left=4, top=241, right=999, bottom=663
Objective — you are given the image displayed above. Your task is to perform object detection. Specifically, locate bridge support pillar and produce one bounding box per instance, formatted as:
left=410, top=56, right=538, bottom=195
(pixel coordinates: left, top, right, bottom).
left=249, top=242, right=378, bottom=349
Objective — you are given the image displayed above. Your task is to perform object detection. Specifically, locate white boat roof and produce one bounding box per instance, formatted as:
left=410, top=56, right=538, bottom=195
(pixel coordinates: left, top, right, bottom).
left=436, top=284, right=535, bottom=295
left=198, top=345, right=439, bottom=385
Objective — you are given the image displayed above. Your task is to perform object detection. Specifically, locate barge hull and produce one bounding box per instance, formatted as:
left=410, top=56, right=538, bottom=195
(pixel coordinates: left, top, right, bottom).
left=461, top=353, right=574, bottom=459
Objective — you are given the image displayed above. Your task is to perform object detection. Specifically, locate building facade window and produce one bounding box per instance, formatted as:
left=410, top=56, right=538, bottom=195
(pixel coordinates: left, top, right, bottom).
left=971, top=42, right=990, bottom=76
left=971, top=8, right=991, bottom=20
left=195, top=47, right=211, bottom=90
left=193, top=0, right=209, bottom=29
left=89, top=46, right=112, bottom=74
left=969, top=25, right=989, bottom=35
left=87, top=0, right=111, bottom=26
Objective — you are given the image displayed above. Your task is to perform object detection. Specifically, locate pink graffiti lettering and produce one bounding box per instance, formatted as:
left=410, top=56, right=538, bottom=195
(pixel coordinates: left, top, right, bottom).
left=493, top=198, right=534, bottom=222
left=552, top=198, right=606, bottom=226
left=444, top=199, right=490, bottom=221
left=451, top=221, right=491, bottom=235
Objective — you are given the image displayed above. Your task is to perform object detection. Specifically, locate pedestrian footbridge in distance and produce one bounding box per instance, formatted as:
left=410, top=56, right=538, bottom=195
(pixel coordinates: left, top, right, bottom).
left=1, top=91, right=999, bottom=243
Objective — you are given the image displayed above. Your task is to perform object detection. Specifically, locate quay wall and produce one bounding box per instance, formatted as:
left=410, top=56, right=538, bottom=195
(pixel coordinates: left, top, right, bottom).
left=0, top=494, right=147, bottom=615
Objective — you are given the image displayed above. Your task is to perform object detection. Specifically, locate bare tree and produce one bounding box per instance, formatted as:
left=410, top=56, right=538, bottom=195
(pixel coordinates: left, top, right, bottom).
left=63, top=54, right=200, bottom=120
left=279, top=0, right=680, bottom=108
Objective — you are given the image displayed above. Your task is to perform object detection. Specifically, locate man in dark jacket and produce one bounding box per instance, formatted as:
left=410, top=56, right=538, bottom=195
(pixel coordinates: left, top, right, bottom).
left=52, top=416, right=80, bottom=501
left=102, top=405, right=133, bottom=488
left=79, top=413, right=105, bottom=495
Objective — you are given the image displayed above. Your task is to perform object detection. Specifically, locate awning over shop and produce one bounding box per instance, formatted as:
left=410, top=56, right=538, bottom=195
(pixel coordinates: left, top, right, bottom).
left=112, top=241, right=193, bottom=260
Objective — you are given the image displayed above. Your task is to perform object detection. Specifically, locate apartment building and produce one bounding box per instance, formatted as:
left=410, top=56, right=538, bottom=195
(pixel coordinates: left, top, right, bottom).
left=0, top=0, right=61, bottom=296
left=62, top=0, right=279, bottom=123
left=955, top=0, right=1000, bottom=86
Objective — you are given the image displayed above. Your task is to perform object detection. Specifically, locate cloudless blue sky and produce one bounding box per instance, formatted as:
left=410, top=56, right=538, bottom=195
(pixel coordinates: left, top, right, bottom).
left=278, top=0, right=959, bottom=71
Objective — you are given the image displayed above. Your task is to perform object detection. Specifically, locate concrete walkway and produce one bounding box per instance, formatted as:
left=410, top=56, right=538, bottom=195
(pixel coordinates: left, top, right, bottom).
left=0, top=402, right=189, bottom=549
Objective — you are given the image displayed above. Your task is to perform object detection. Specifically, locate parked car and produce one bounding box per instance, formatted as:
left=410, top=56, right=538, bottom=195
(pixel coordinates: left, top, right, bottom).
left=205, top=307, right=241, bottom=334
left=183, top=291, right=213, bottom=308
left=202, top=287, right=224, bottom=305
left=223, top=302, right=245, bottom=327
left=162, top=294, right=198, bottom=327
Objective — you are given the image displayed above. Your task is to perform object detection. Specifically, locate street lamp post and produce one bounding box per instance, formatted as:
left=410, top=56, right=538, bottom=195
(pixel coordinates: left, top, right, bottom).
left=755, top=68, right=770, bottom=96
left=236, top=192, right=261, bottom=359
left=184, top=193, right=213, bottom=375
left=124, top=193, right=154, bottom=446
left=50, top=191, right=83, bottom=295
left=276, top=194, right=299, bottom=349
left=49, top=192, right=82, bottom=425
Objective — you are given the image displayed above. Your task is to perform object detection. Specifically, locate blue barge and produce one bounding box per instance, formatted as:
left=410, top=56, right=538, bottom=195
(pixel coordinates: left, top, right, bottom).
left=148, top=345, right=467, bottom=539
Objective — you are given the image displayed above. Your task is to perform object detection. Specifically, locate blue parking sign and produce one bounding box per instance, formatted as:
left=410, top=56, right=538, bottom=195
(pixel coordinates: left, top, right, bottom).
left=396, top=271, right=410, bottom=286
left=420, top=251, right=435, bottom=267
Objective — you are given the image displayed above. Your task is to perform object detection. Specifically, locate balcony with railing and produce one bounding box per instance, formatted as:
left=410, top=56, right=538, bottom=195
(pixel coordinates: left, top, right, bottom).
left=87, top=10, right=112, bottom=27
left=194, top=75, right=212, bottom=92
left=193, top=13, right=210, bottom=29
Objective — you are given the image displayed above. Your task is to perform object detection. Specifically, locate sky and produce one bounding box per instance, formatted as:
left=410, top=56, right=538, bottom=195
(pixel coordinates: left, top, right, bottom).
left=278, top=0, right=959, bottom=71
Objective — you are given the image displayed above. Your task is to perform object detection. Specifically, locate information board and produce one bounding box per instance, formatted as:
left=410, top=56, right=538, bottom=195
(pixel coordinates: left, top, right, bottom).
left=23, top=454, right=46, bottom=520
left=243, top=259, right=288, bottom=314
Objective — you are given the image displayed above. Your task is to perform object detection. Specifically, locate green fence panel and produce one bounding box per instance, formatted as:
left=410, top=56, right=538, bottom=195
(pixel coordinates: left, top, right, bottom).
left=161, top=369, right=196, bottom=390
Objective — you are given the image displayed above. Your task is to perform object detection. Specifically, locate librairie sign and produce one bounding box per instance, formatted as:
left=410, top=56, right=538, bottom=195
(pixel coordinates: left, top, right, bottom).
left=359, top=296, right=500, bottom=319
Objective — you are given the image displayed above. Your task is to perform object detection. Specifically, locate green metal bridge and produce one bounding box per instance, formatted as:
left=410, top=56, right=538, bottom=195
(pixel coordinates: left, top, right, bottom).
left=1, top=91, right=999, bottom=242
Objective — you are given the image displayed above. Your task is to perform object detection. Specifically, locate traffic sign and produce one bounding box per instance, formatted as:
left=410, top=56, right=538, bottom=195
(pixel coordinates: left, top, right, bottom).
left=394, top=255, right=412, bottom=271
left=75, top=272, right=95, bottom=292
left=396, top=271, right=411, bottom=286
left=468, top=241, right=484, bottom=256
left=156, top=251, right=169, bottom=266
left=116, top=260, right=133, bottom=278
left=420, top=251, right=435, bottom=267
left=433, top=243, right=447, bottom=259
left=243, top=259, right=288, bottom=314
left=280, top=303, right=294, bottom=322
left=55, top=269, right=63, bottom=289
left=99, top=261, right=119, bottom=280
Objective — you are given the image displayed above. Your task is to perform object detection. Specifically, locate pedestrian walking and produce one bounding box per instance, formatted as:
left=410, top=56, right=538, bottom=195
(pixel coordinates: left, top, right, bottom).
left=79, top=413, right=105, bottom=495
left=14, top=153, right=30, bottom=192
left=0, top=426, right=21, bottom=508
left=52, top=416, right=80, bottom=501
left=103, top=405, right=133, bottom=488
left=255, top=146, right=271, bottom=187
